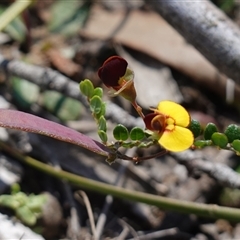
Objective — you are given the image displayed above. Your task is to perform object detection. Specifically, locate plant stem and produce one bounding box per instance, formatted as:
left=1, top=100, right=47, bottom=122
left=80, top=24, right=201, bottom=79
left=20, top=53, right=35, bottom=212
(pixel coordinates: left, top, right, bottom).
left=131, top=101, right=145, bottom=119
left=0, top=0, right=34, bottom=32
left=1, top=141, right=240, bottom=222
left=118, top=149, right=167, bottom=162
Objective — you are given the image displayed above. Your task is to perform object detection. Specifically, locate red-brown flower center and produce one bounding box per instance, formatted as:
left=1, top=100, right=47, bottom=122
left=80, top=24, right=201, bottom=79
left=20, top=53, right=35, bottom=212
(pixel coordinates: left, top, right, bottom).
left=151, top=114, right=166, bottom=133
left=144, top=112, right=166, bottom=134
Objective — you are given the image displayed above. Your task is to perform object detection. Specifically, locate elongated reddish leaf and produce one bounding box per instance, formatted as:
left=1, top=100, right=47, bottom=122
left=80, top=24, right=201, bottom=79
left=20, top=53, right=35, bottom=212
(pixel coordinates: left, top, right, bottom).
left=0, top=109, right=113, bottom=157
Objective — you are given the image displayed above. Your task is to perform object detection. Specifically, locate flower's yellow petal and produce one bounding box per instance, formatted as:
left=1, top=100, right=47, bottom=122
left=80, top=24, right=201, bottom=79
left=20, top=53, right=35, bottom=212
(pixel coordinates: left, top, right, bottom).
left=159, top=126, right=193, bottom=152
left=157, top=101, right=190, bottom=127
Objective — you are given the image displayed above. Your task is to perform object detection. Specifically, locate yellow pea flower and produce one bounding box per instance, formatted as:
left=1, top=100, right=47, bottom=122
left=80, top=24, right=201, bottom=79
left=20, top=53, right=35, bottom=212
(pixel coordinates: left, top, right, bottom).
left=144, top=101, right=194, bottom=152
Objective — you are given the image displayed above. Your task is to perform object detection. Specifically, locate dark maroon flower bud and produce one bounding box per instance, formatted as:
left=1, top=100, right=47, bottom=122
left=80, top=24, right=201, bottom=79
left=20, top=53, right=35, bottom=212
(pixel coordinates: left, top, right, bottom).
left=98, top=56, right=137, bottom=103
left=98, top=56, right=128, bottom=87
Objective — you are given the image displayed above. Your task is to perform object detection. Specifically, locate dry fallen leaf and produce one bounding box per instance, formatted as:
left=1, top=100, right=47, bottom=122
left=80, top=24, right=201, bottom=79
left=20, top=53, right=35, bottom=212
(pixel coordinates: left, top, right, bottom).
left=47, top=48, right=81, bottom=76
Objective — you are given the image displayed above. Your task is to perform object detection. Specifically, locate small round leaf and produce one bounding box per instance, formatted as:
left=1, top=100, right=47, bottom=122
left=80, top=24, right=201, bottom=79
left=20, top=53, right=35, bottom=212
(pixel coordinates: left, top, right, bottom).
left=224, top=124, right=240, bottom=143
left=90, top=96, right=102, bottom=114
left=204, top=123, right=218, bottom=140
left=130, top=127, right=145, bottom=141
left=121, top=141, right=136, bottom=148
left=93, top=87, right=103, bottom=98
left=98, top=116, right=107, bottom=132
left=95, top=102, right=106, bottom=120
left=79, top=79, right=94, bottom=98
left=98, top=130, right=108, bottom=143
left=211, top=132, right=228, bottom=148
left=113, top=124, right=129, bottom=141
left=194, top=140, right=212, bottom=148
left=16, top=206, right=36, bottom=226
left=188, top=119, right=202, bottom=138
left=232, top=139, right=240, bottom=153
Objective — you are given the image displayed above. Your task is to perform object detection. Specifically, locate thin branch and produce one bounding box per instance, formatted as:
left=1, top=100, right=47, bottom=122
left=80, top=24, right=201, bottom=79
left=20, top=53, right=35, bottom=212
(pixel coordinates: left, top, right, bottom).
left=127, top=228, right=195, bottom=240
left=152, top=0, right=240, bottom=84
left=117, top=218, right=139, bottom=240
left=188, top=159, right=240, bottom=188
left=175, top=150, right=240, bottom=189
left=75, top=191, right=96, bottom=239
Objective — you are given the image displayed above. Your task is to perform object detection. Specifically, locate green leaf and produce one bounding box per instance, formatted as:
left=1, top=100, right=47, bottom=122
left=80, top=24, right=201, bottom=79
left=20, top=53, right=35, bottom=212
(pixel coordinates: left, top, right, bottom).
left=188, top=119, right=202, bottom=138
left=113, top=124, right=129, bottom=141
left=98, top=130, right=108, bottom=143
left=204, top=123, right=218, bottom=140
left=121, top=141, right=136, bottom=148
left=93, top=87, right=103, bottom=98
left=48, top=0, right=91, bottom=36
left=211, top=132, right=228, bottom=148
left=194, top=140, right=212, bottom=148
left=79, top=79, right=94, bottom=98
left=11, top=183, right=20, bottom=194
left=98, top=116, right=107, bottom=132
left=95, top=102, right=106, bottom=120
left=218, top=0, right=235, bottom=13
left=11, top=77, right=39, bottom=108
left=16, top=205, right=37, bottom=226
left=129, top=127, right=145, bottom=141
left=0, top=6, right=26, bottom=42
left=138, top=141, right=156, bottom=148
left=14, top=192, right=28, bottom=206
left=224, top=124, right=240, bottom=143
left=43, top=90, right=82, bottom=121
left=0, top=195, right=21, bottom=209
left=90, top=96, right=102, bottom=114
left=27, top=194, right=47, bottom=212
left=232, top=139, right=240, bottom=154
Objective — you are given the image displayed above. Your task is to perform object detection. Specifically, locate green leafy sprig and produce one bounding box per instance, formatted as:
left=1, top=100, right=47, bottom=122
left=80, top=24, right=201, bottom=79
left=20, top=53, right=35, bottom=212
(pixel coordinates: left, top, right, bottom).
left=0, top=184, right=47, bottom=226
left=79, top=80, right=168, bottom=163
left=79, top=81, right=157, bottom=151
left=189, top=120, right=240, bottom=154
left=112, top=124, right=156, bottom=149
left=80, top=79, right=107, bottom=143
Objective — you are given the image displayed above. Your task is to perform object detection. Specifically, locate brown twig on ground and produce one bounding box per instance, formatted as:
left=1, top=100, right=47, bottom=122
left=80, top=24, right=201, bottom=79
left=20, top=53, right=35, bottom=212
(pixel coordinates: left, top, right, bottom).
left=75, top=191, right=96, bottom=238
left=152, top=0, right=240, bottom=84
